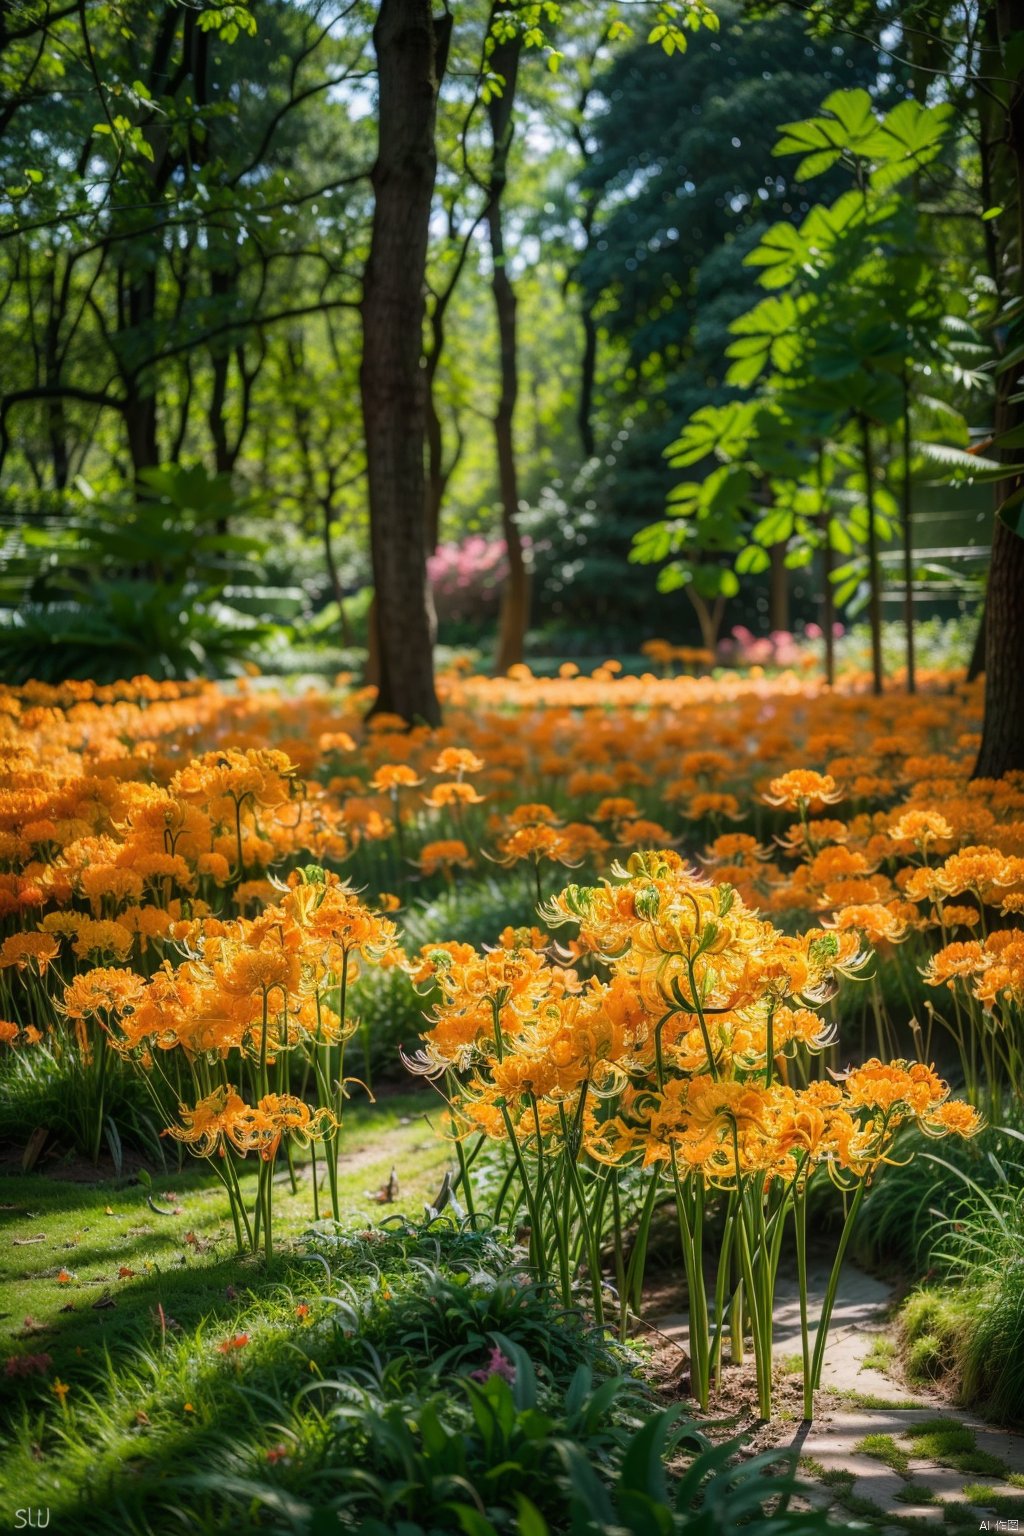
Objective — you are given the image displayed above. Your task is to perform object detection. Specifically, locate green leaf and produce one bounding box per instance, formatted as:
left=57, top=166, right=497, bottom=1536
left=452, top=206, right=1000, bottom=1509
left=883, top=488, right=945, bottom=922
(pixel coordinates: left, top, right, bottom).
left=995, top=339, right=1024, bottom=377
left=914, top=441, right=1003, bottom=480
left=735, top=543, right=770, bottom=575
left=990, top=423, right=1024, bottom=451
left=514, top=1496, right=549, bottom=1536
left=820, top=87, right=876, bottom=141
left=997, top=484, right=1024, bottom=539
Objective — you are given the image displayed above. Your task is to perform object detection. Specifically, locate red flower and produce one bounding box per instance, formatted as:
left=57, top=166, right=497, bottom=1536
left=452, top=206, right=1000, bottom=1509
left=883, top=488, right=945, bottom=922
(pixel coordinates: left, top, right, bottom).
left=217, top=1332, right=250, bottom=1354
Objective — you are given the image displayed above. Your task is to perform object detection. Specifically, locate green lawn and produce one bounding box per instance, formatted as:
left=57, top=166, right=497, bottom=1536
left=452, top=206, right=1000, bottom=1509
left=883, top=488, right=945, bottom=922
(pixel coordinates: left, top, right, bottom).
left=0, top=1090, right=453, bottom=1525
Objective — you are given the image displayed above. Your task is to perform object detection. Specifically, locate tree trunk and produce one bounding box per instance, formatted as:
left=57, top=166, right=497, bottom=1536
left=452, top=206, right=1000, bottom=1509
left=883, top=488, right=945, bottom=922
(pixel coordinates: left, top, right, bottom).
left=569, top=94, right=600, bottom=461
left=122, top=261, right=160, bottom=481
left=424, top=212, right=475, bottom=554
left=822, top=540, right=835, bottom=687
left=322, top=496, right=354, bottom=650
left=360, top=0, right=449, bottom=725
left=972, top=2, right=1024, bottom=776
left=860, top=413, right=884, bottom=695
left=967, top=602, right=986, bottom=682
left=424, top=384, right=445, bottom=555
left=578, top=300, right=598, bottom=460
left=43, top=264, right=69, bottom=491
left=768, top=542, right=789, bottom=633
left=208, top=261, right=240, bottom=477
left=974, top=375, right=1024, bottom=775
left=900, top=373, right=916, bottom=693
left=487, top=23, right=529, bottom=675
left=816, top=445, right=835, bottom=686
left=689, top=591, right=725, bottom=655
left=975, top=518, right=1024, bottom=775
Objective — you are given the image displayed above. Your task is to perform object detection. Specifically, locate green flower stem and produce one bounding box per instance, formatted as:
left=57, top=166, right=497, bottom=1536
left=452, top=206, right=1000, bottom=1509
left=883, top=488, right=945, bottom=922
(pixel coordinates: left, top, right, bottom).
left=686, top=959, right=719, bottom=1081
left=794, top=1178, right=812, bottom=1420
left=558, top=1102, right=604, bottom=1327
left=609, top=1169, right=627, bottom=1337
left=671, top=1155, right=710, bottom=1408
left=446, top=1073, right=477, bottom=1222
left=809, top=1176, right=867, bottom=1409
left=711, top=1192, right=737, bottom=1387
left=625, top=1169, right=662, bottom=1328
left=499, top=1102, right=547, bottom=1283
left=309, top=1139, right=320, bottom=1222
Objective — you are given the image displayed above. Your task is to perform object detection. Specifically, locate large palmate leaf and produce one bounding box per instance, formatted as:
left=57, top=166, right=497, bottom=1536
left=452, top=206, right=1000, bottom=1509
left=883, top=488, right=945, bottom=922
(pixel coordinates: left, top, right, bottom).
left=664, top=401, right=763, bottom=468
left=773, top=88, right=879, bottom=181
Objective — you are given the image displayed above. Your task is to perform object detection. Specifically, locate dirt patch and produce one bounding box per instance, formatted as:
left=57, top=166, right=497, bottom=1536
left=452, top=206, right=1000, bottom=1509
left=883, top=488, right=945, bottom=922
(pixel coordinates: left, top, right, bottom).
left=645, top=1334, right=836, bottom=1454
left=0, top=1141, right=152, bottom=1183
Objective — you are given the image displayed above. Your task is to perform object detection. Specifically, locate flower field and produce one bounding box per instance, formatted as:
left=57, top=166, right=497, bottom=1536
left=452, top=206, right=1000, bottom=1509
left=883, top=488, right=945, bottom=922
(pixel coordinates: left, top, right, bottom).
left=2, top=661, right=1023, bottom=1531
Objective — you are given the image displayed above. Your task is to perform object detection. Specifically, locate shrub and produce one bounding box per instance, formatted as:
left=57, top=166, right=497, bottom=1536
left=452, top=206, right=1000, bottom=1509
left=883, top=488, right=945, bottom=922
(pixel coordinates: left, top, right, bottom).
left=898, top=1169, right=1024, bottom=1421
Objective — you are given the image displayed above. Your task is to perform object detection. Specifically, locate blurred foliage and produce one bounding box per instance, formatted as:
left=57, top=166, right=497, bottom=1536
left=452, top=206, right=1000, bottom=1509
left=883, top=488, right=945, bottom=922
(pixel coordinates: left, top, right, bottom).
left=0, top=466, right=293, bottom=682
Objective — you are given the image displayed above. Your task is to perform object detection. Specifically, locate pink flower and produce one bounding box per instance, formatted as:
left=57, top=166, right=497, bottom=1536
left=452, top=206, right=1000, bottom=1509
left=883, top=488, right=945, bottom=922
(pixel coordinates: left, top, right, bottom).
left=471, top=1345, right=517, bottom=1385
left=5, top=1353, right=52, bottom=1378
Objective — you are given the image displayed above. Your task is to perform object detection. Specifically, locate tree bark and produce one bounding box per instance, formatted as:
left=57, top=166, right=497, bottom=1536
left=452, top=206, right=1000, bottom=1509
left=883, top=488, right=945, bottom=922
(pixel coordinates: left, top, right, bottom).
left=972, top=2, right=1024, bottom=776
left=860, top=413, right=884, bottom=695
left=121, top=264, right=160, bottom=481
left=360, top=0, right=448, bottom=725
left=424, top=208, right=477, bottom=553
left=768, top=541, right=789, bottom=633
left=689, top=591, right=725, bottom=654
left=816, top=446, right=835, bottom=686
left=974, top=377, right=1024, bottom=776
left=900, top=373, right=916, bottom=693
left=822, top=538, right=835, bottom=687
left=967, top=602, right=986, bottom=683
left=486, top=20, right=529, bottom=674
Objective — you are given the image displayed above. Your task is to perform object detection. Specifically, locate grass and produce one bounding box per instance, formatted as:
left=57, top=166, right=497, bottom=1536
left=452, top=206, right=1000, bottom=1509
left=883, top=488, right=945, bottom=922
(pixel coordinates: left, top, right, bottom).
left=839, top=1390, right=929, bottom=1410
left=901, top=1418, right=1010, bottom=1478
left=888, top=1132, right=1024, bottom=1424
left=961, top=1486, right=1024, bottom=1517
left=899, top=1289, right=970, bottom=1387
left=855, top=1107, right=1024, bottom=1278
left=0, top=1090, right=450, bottom=1370
left=0, top=1198, right=837, bottom=1536
left=899, top=1263, right=1024, bottom=1423
left=2, top=1091, right=651, bottom=1533
left=799, top=1459, right=854, bottom=1497
left=893, top=1483, right=936, bottom=1505
left=1, top=1223, right=640, bottom=1532
left=804, top=1414, right=1022, bottom=1535
left=854, top=1433, right=911, bottom=1477
left=862, top=1335, right=898, bottom=1373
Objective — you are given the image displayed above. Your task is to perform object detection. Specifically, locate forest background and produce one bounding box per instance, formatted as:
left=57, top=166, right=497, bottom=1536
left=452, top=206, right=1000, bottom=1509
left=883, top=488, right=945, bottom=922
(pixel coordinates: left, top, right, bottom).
left=1, top=0, right=1021, bottom=768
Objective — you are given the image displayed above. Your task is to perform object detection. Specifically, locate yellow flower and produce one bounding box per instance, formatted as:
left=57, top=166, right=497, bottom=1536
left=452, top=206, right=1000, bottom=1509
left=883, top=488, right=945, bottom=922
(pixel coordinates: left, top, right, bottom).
left=763, top=771, right=843, bottom=812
